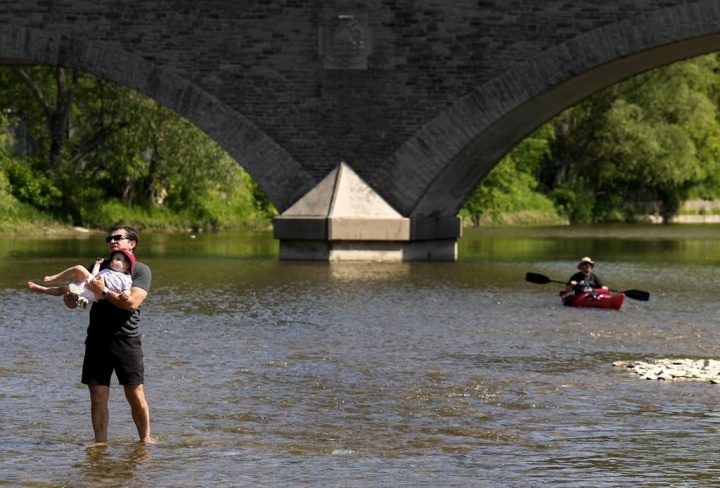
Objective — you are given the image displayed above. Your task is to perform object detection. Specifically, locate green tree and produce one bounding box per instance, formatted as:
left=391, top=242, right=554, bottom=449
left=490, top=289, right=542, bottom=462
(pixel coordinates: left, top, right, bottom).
left=541, top=54, right=720, bottom=223
left=462, top=125, right=560, bottom=225
left=0, top=66, right=131, bottom=222
left=0, top=65, right=275, bottom=230
left=462, top=54, right=720, bottom=225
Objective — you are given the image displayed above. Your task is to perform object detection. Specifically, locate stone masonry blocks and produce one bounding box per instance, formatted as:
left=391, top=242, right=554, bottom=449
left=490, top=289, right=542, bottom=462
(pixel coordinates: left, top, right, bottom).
left=0, top=1, right=718, bottom=220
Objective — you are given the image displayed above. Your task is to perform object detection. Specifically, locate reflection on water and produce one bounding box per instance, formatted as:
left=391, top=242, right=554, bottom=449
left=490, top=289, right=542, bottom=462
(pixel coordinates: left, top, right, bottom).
left=460, top=223, right=720, bottom=264
left=2, top=225, right=720, bottom=486
left=78, top=443, right=151, bottom=486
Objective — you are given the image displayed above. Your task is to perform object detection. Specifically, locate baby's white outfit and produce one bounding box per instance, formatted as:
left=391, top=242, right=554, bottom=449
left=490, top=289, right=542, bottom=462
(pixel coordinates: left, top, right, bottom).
left=68, top=268, right=132, bottom=308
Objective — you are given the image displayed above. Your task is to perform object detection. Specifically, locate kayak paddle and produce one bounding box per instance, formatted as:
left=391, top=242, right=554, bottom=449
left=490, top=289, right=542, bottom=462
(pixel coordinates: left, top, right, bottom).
left=525, top=272, right=650, bottom=301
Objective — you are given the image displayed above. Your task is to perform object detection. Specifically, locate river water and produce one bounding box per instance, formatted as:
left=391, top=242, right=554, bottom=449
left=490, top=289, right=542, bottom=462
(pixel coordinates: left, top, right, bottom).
left=2, top=224, right=720, bottom=487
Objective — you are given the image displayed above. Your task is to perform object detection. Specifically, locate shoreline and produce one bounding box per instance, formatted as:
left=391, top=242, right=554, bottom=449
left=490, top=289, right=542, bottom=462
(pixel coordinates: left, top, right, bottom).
left=648, top=214, right=720, bottom=224
left=0, top=223, right=273, bottom=238
left=2, top=213, right=719, bottom=238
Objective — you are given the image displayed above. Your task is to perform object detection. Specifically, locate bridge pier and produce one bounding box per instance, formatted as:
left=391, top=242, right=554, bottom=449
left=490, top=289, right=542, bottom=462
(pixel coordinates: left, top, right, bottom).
left=273, top=162, right=461, bottom=261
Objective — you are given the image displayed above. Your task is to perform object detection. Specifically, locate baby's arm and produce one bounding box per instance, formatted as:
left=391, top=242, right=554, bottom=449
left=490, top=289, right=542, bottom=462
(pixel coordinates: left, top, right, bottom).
left=90, top=257, right=104, bottom=277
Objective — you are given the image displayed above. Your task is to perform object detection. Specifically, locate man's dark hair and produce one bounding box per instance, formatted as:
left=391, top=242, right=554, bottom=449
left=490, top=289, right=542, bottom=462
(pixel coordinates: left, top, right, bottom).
left=110, top=224, right=139, bottom=245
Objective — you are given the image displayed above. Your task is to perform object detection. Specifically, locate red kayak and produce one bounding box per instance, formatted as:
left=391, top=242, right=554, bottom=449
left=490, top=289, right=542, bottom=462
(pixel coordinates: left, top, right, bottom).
left=561, top=288, right=625, bottom=310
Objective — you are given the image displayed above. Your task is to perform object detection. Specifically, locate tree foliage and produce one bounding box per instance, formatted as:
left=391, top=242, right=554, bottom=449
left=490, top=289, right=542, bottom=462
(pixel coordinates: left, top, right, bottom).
left=463, top=53, right=720, bottom=225
left=461, top=125, right=561, bottom=225
left=0, top=65, right=275, bottom=230
left=3, top=54, right=720, bottom=231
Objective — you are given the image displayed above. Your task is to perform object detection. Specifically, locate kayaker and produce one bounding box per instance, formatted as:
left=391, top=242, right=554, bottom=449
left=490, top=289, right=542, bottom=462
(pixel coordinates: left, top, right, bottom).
left=564, top=256, right=607, bottom=296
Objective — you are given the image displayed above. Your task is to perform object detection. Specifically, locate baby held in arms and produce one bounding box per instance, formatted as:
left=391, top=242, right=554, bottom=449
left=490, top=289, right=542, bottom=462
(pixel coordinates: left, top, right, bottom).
left=27, top=250, right=135, bottom=309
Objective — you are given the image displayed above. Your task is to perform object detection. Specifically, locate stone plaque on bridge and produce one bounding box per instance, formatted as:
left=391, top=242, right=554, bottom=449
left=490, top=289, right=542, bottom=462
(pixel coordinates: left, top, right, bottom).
left=319, top=14, right=369, bottom=70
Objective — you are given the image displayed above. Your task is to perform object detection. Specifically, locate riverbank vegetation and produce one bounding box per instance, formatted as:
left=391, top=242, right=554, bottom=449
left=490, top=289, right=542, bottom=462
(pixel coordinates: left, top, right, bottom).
left=462, top=53, right=720, bottom=226
left=3, top=54, right=720, bottom=234
left=0, top=66, right=275, bottom=235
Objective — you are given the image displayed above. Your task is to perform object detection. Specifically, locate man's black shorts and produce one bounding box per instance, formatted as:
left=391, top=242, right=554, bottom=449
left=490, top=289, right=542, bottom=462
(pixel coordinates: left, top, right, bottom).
left=82, top=335, right=145, bottom=386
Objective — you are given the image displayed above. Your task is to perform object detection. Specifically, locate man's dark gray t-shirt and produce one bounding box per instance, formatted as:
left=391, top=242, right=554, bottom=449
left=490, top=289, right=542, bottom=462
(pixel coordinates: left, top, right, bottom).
left=87, top=261, right=151, bottom=338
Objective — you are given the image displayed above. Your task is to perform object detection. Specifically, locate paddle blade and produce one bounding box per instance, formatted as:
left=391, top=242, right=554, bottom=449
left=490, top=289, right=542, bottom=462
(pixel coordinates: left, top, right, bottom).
left=525, top=272, right=551, bottom=285
left=623, top=289, right=650, bottom=301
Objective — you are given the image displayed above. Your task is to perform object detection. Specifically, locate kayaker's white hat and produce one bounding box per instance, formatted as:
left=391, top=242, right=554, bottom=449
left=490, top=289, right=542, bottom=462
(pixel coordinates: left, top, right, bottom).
left=577, top=256, right=595, bottom=269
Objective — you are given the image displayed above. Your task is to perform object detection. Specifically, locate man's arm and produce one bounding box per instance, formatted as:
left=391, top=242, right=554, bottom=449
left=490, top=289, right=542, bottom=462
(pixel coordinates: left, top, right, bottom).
left=88, top=275, right=148, bottom=312
left=565, top=272, right=579, bottom=292
left=105, top=286, right=148, bottom=312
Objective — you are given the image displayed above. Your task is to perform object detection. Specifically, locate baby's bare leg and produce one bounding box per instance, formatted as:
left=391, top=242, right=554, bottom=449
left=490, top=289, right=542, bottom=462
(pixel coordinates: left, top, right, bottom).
left=28, top=282, right=70, bottom=296
left=43, top=265, right=91, bottom=283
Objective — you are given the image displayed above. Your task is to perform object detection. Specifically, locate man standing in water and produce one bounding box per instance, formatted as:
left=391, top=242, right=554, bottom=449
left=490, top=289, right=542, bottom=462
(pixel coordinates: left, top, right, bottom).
left=65, top=225, right=153, bottom=443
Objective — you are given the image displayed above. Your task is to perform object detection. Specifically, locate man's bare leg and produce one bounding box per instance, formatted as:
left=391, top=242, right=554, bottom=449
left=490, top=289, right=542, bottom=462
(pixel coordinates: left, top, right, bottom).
left=124, top=384, right=151, bottom=442
left=88, top=384, right=110, bottom=443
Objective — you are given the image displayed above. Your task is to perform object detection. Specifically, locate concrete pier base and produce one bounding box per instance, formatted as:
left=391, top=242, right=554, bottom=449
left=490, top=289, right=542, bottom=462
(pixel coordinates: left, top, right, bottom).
left=279, top=239, right=458, bottom=262
left=273, top=162, right=461, bottom=262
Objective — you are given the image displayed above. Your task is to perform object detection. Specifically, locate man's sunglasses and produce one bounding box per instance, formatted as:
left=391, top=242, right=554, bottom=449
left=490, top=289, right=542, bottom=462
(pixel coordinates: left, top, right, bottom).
left=105, top=234, right=129, bottom=243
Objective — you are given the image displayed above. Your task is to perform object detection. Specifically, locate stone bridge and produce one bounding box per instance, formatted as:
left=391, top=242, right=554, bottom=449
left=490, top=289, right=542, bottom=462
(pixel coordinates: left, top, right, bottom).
left=2, top=1, right=720, bottom=260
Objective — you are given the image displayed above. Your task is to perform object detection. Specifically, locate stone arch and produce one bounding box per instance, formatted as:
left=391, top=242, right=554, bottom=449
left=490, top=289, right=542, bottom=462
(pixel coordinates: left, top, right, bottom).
left=0, top=23, right=314, bottom=211
left=375, top=1, right=720, bottom=218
